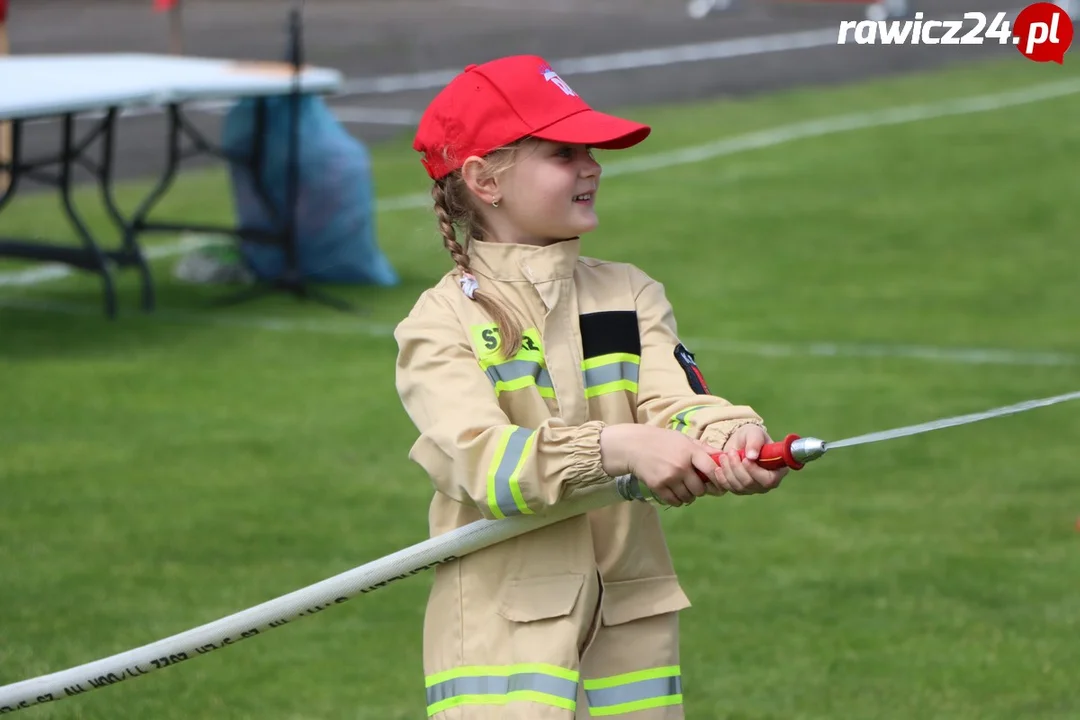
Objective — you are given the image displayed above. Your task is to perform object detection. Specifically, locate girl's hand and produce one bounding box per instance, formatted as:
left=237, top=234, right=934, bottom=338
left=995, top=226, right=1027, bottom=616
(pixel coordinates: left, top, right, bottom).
left=600, top=424, right=719, bottom=507
left=711, top=424, right=789, bottom=495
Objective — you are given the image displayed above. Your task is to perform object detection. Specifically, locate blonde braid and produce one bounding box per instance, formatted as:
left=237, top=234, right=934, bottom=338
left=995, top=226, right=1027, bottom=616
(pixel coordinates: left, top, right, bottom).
left=431, top=179, right=524, bottom=359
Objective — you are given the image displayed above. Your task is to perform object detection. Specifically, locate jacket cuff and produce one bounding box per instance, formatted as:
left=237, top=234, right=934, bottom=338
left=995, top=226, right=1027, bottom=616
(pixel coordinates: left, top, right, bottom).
left=566, top=420, right=611, bottom=487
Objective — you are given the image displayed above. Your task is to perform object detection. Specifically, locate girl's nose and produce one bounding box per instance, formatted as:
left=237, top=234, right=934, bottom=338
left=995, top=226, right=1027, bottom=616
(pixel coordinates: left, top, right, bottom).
left=582, top=156, right=601, bottom=177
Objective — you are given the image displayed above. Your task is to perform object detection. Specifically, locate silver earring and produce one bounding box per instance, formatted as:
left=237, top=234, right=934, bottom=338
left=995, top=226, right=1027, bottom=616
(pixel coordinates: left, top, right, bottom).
left=492, top=200, right=499, bottom=208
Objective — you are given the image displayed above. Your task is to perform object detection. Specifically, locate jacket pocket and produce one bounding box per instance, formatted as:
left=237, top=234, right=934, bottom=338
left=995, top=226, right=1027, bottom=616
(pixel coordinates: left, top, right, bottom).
left=496, top=573, right=586, bottom=623
left=600, top=575, right=691, bottom=627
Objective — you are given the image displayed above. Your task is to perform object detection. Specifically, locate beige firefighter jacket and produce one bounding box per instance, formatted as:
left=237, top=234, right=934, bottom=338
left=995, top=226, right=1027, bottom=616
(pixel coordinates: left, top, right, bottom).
left=393, top=237, right=765, bottom=673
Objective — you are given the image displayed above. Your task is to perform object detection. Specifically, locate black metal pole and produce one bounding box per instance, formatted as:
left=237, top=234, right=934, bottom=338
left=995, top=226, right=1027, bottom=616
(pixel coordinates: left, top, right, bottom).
left=215, top=0, right=355, bottom=314
left=283, top=4, right=303, bottom=288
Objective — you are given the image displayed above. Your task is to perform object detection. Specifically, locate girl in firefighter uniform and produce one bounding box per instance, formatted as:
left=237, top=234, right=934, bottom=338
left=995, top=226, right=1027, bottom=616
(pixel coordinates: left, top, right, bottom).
left=394, top=54, right=788, bottom=719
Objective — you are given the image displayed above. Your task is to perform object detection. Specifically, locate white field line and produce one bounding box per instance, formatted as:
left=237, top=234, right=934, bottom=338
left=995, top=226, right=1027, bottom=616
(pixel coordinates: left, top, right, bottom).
left=335, top=27, right=840, bottom=96
left=3, top=78, right=1077, bottom=291
left=330, top=4, right=1036, bottom=98
left=599, top=78, right=1080, bottom=176
left=0, top=235, right=211, bottom=288
left=1, top=296, right=1075, bottom=368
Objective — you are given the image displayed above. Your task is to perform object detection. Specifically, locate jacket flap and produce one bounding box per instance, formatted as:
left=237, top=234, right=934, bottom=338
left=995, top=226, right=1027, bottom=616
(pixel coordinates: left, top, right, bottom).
left=497, top=573, right=586, bottom=623
left=600, top=575, right=691, bottom=627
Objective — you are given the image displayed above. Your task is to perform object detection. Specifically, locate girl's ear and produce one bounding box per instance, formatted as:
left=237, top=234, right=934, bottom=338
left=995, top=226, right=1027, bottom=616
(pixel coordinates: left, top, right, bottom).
left=461, top=155, right=500, bottom=206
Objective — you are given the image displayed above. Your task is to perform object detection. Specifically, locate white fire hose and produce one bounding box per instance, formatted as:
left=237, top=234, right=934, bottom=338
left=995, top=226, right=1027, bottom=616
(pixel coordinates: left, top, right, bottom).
left=0, top=476, right=652, bottom=714
left=5, top=389, right=1075, bottom=713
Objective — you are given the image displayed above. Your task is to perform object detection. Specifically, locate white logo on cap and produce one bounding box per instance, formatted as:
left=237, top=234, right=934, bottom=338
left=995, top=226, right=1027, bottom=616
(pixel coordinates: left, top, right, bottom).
left=541, top=67, right=577, bottom=97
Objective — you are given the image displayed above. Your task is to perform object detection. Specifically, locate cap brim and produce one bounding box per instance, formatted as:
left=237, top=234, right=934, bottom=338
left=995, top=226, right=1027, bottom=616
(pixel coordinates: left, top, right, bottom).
left=530, top=109, right=651, bottom=150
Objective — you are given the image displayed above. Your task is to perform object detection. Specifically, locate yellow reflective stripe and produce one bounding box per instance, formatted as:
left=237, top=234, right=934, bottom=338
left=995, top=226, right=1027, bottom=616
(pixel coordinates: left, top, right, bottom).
left=485, top=427, right=536, bottom=519
left=581, top=352, right=640, bottom=371
left=498, top=376, right=533, bottom=393
left=426, top=664, right=579, bottom=686
left=428, top=690, right=576, bottom=717
left=588, top=695, right=682, bottom=716
left=669, top=406, right=707, bottom=435
left=495, top=373, right=538, bottom=395
left=584, top=379, right=638, bottom=399
left=583, top=666, right=680, bottom=690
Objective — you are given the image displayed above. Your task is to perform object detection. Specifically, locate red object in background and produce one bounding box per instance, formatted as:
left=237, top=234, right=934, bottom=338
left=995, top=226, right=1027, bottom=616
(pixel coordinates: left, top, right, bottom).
left=153, top=0, right=178, bottom=11
left=1, top=0, right=8, bottom=24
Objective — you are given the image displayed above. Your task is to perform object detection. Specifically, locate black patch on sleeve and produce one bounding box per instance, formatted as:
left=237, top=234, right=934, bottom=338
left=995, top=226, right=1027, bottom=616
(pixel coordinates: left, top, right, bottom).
left=579, top=311, right=642, bottom=360
left=674, top=343, right=710, bottom=395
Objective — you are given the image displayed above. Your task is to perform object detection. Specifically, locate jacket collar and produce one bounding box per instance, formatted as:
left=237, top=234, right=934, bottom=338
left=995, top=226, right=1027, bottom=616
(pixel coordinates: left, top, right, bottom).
left=467, top=237, right=581, bottom=283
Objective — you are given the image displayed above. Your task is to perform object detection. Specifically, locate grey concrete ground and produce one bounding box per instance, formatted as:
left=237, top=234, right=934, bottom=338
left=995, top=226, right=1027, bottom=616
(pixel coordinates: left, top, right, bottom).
left=3, top=0, right=1028, bottom=185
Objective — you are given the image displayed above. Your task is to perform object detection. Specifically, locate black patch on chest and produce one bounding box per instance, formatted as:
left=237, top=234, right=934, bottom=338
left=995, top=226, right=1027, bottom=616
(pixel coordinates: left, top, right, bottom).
left=579, top=311, right=642, bottom=359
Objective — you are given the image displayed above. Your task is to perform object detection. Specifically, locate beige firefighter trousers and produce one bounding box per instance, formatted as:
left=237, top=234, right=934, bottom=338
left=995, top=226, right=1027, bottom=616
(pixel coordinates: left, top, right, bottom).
left=425, top=571, right=685, bottom=719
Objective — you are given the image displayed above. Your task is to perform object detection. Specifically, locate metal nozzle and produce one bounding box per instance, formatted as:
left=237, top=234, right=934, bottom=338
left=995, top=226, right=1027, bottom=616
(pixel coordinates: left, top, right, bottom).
left=790, top=437, right=827, bottom=465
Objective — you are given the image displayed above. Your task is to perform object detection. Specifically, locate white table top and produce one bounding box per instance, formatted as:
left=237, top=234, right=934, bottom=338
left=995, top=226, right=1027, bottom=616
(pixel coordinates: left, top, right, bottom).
left=0, top=53, right=343, bottom=120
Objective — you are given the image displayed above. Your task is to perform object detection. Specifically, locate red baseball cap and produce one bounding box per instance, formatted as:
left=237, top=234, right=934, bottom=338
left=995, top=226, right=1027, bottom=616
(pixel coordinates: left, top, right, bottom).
left=413, top=55, right=652, bottom=180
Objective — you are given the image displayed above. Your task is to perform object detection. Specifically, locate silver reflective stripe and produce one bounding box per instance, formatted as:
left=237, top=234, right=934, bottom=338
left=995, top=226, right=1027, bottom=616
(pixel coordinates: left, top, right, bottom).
left=426, top=672, right=579, bottom=706
left=585, top=676, right=682, bottom=709
left=484, top=360, right=554, bottom=392
left=583, top=361, right=639, bottom=388
left=493, top=427, right=533, bottom=517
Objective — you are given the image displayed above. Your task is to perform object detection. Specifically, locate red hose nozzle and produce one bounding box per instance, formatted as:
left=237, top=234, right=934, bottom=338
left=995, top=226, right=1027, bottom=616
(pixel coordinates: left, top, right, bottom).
left=709, top=434, right=827, bottom=471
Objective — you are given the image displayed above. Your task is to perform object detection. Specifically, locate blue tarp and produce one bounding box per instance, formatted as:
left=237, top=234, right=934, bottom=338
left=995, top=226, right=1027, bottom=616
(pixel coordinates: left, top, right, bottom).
left=222, top=94, right=399, bottom=286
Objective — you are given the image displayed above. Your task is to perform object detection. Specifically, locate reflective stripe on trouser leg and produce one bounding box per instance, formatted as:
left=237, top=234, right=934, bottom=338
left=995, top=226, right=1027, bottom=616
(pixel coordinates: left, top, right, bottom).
left=578, top=611, right=683, bottom=718
left=425, top=663, right=579, bottom=717
left=583, top=667, right=681, bottom=716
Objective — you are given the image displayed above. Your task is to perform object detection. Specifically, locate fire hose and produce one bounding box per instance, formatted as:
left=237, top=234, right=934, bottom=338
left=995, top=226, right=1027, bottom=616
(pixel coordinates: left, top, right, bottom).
left=1, top=389, right=1077, bottom=713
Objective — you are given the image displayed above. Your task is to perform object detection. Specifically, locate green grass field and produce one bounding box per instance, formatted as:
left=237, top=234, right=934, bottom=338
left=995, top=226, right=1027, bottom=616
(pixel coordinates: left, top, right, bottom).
left=2, top=56, right=1080, bottom=719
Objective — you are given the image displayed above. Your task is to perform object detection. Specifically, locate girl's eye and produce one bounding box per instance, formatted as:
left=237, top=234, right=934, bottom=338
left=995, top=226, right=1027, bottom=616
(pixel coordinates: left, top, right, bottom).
left=557, top=145, right=600, bottom=159
left=554, top=146, right=595, bottom=160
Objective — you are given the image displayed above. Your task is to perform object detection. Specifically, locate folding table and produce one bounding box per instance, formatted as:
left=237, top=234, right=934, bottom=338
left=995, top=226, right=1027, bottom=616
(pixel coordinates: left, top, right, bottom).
left=0, top=53, right=342, bottom=317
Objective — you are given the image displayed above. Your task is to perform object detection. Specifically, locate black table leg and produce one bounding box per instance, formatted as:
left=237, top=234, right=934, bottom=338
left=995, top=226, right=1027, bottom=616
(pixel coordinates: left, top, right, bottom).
left=0, top=110, right=166, bottom=319
left=57, top=114, right=119, bottom=318
left=98, top=108, right=156, bottom=312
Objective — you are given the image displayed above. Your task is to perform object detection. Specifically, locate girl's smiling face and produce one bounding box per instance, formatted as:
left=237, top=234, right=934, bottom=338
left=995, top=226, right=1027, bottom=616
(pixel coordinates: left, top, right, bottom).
left=464, top=139, right=603, bottom=246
